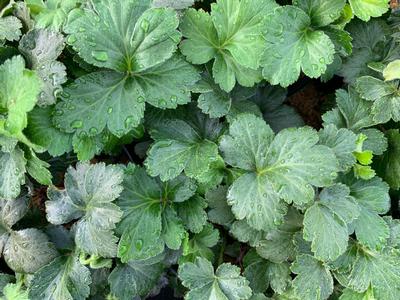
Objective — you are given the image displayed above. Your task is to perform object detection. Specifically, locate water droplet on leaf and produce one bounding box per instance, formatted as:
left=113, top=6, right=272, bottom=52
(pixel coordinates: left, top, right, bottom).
left=91, top=50, right=108, bottom=62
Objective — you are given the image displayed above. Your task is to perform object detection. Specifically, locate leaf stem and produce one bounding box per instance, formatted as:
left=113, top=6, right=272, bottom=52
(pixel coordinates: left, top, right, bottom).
left=0, top=0, right=15, bottom=18
left=217, top=236, right=226, bottom=266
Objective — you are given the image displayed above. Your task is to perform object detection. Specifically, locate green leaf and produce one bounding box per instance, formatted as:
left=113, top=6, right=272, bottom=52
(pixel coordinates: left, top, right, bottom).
left=152, top=0, right=195, bottom=9
left=109, top=254, right=164, bottom=299
left=178, top=257, right=252, bottom=300
left=349, top=0, right=389, bottom=21
left=376, top=129, right=400, bottom=190
left=177, top=195, right=208, bottom=233
left=29, top=255, right=91, bottom=300
left=383, top=59, right=400, bottom=81
left=319, top=124, right=357, bottom=172
left=181, top=223, right=219, bottom=263
left=256, top=208, right=302, bottom=263
left=267, top=262, right=292, bottom=294
left=339, top=287, right=375, bottom=300
left=220, top=114, right=337, bottom=231
left=19, top=29, right=66, bottom=106
left=205, top=186, right=235, bottom=226
left=29, top=0, right=78, bottom=30
left=0, top=16, right=22, bottom=42
left=340, top=174, right=390, bottom=250
left=291, top=254, right=334, bottom=300
left=338, top=19, right=388, bottom=83
left=0, top=56, right=41, bottom=134
left=65, top=0, right=179, bottom=72
left=322, top=88, right=377, bottom=131
left=356, top=76, right=400, bottom=123
left=180, top=0, right=276, bottom=91
left=71, top=133, right=102, bottom=161
left=194, top=70, right=261, bottom=119
left=26, top=106, right=72, bottom=157
left=243, top=249, right=269, bottom=293
left=303, top=184, right=360, bottom=261
left=1, top=283, right=28, bottom=300
left=333, top=243, right=400, bottom=300
left=385, top=216, right=400, bottom=248
left=25, top=149, right=52, bottom=185
left=116, top=165, right=196, bottom=262
left=46, top=162, right=124, bottom=257
left=293, top=0, right=346, bottom=27
left=3, top=228, right=58, bottom=274
left=262, top=6, right=335, bottom=87
left=229, top=220, right=265, bottom=247
left=0, top=147, right=26, bottom=200
left=252, top=85, right=304, bottom=132
left=54, top=55, right=198, bottom=138
left=145, top=107, right=222, bottom=181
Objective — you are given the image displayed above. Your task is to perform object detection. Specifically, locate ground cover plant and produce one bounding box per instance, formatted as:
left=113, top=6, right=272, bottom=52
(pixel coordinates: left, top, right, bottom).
left=0, top=0, right=400, bottom=299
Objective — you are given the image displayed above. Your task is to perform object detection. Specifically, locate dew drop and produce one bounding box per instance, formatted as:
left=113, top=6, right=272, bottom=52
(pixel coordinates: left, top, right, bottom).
left=89, top=127, right=98, bottom=135
left=135, top=239, right=143, bottom=251
left=107, top=107, right=113, bottom=114
left=141, top=19, right=150, bottom=32
left=125, top=116, right=135, bottom=128
left=70, top=120, right=83, bottom=129
left=54, top=109, right=64, bottom=116
left=67, top=35, right=77, bottom=44
left=91, top=50, right=108, bottom=62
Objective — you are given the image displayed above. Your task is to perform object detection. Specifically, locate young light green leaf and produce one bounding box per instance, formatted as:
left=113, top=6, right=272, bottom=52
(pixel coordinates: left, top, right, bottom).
left=29, top=255, right=91, bottom=300
left=180, top=0, right=276, bottom=91
left=46, top=162, right=124, bottom=257
left=220, top=114, right=337, bottom=231
left=349, top=0, right=389, bottom=21
left=2, top=283, right=28, bottom=300
left=383, top=60, right=400, bottom=81
left=178, top=257, right=252, bottom=300
left=303, top=184, right=360, bottom=261
left=291, top=254, right=334, bottom=300
left=0, top=56, right=41, bottom=134
left=262, top=6, right=335, bottom=87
